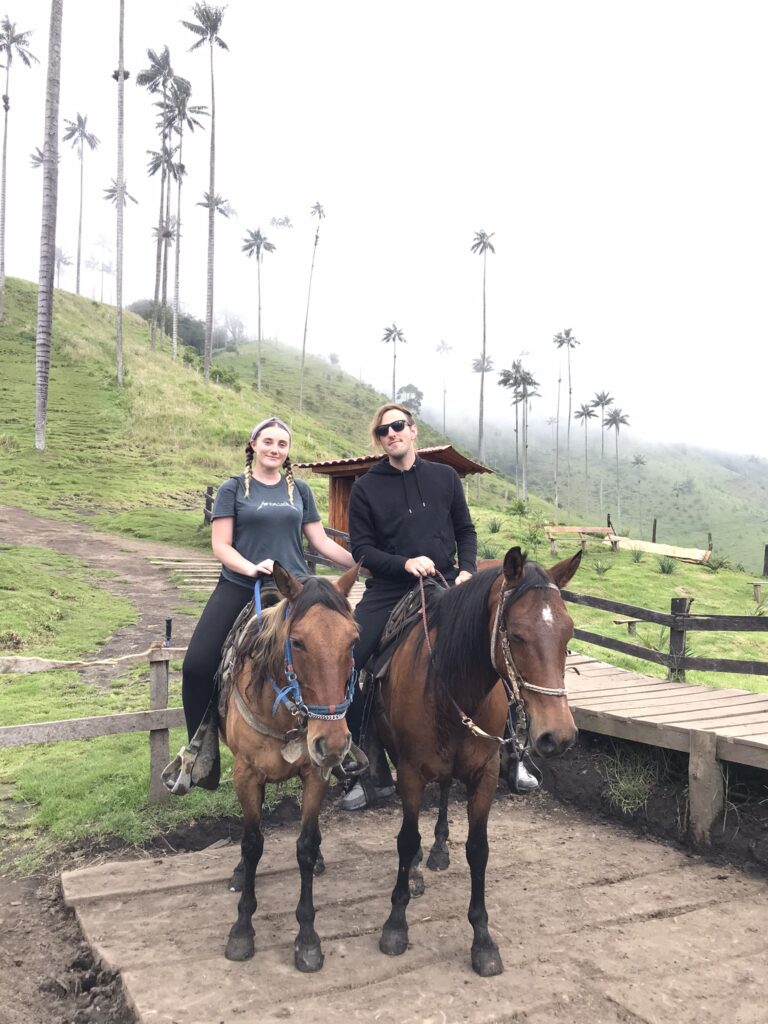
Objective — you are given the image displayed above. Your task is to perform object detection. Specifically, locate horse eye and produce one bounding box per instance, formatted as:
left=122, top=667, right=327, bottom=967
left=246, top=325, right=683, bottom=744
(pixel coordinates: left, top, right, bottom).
left=290, top=636, right=305, bottom=650
left=508, top=633, right=525, bottom=644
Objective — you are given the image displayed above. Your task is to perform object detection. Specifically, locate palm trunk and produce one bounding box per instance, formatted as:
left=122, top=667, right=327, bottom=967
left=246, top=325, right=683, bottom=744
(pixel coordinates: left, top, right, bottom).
left=115, top=0, right=125, bottom=386
left=392, top=341, right=397, bottom=401
left=478, top=252, right=486, bottom=458
left=171, top=128, right=183, bottom=361
left=203, top=41, right=216, bottom=382
left=566, top=345, right=573, bottom=516
left=522, top=389, right=529, bottom=505
left=161, top=163, right=171, bottom=339
left=256, top=254, right=262, bottom=391
left=514, top=400, right=520, bottom=499
left=299, top=227, right=319, bottom=411
left=554, top=371, right=561, bottom=511
left=615, top=433, right=621, bottom=532
left=35, top=0, right=63, bottom=451
left=583, top=423, right=589, bottom=520
left=599, top=417, right=605, bottom=519
left=0, top=62, right=11, bottom=321
left=75, top=145, right=84, bottom=294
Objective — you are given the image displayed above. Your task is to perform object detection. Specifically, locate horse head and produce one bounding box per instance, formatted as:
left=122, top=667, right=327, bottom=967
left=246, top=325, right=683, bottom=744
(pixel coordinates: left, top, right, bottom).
left=496, top=546, right=581, bottom=759
left=273, top=562, right=360, bottom=773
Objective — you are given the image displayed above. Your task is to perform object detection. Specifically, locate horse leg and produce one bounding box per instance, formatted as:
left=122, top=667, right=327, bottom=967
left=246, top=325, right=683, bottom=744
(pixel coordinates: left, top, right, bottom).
left=408, top=845, right=425, bottom=898
left=228, top=856, right=244, bottom=892
left=427, top=778, right=451, bottom=871
left=225, top=778, right=264, bottom=962
left=380, top=766, right=423, bottom=956
left=294, top=772, right=327, bottom=972
left=465, top=768, right=504, bottom=977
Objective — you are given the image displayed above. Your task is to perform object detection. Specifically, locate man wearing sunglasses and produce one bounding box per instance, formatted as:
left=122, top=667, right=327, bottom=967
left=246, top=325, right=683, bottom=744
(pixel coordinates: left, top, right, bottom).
left=340, top=402, right=478, bottom=810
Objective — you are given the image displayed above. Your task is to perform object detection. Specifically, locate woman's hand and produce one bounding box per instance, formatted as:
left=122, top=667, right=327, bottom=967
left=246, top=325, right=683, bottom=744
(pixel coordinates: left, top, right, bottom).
left=251, top=559, right=275, bottom=577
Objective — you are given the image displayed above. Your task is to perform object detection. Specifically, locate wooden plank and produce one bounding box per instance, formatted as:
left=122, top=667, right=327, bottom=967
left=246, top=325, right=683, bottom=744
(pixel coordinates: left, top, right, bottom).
left=717, top=739, right=768, bottom=771
left=678, top=616, right=768, bottom=633
left=573, top=630, right=672, bottom=666
left=569, top=682, right=714, bottom=700
left=562, top=591, right=673, bottom=626
left=630, top=696, right=768, bottom=724
left=148, top=651, right=170, bottom=805
left=688, top=731, right=724, bottom=845
left=713, top=721, right=768, bottom=738
left=571, top=691, right=752, bottom=714
left=0, top=708, right=186, bottom=748
left=571, top=707, right=690, bottom=751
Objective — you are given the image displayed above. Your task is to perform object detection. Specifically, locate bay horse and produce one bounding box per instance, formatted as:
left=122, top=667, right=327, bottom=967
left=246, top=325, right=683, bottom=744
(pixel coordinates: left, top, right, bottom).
left=220, top=561, right=359, bottom=971
left=377, top=545, right=581, bottom=976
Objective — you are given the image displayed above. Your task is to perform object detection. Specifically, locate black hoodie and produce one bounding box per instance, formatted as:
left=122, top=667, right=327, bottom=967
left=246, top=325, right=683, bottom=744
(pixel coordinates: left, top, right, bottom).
left=348, top=456, right=477, bottom=584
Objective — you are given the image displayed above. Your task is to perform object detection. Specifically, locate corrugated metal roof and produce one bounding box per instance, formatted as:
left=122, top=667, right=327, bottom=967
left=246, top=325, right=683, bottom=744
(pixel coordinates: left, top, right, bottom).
left=295, top=445, right=492, bottom=477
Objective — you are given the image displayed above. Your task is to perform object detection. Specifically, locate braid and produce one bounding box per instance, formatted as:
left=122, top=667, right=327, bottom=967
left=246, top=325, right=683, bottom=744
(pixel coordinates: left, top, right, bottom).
left=283, top=454, right=296, bottom=505
left=244, top=444, right=254, bottom=498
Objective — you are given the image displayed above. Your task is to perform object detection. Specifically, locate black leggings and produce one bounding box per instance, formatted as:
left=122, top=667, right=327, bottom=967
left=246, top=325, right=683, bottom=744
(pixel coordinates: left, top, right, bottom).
left=181, top=577, right=254, bottom=739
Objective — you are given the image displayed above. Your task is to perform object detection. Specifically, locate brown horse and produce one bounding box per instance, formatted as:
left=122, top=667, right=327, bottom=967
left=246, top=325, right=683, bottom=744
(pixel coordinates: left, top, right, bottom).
left=377, top=545, right=581, bottom=976
left=220, top=562, right=359, bottom=971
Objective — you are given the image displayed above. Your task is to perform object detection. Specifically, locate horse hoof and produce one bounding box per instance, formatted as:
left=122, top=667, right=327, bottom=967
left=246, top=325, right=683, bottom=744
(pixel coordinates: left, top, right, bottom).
left=426, top=847, right=450, bottom=872
left=225, top=930, right=255, bottom=962
left=313, top=851, right=325, bottom=877
left=471, top=946, right=504, bottom=977
left=409, top=870, right=425, bottom=898
left=294, top=943, right=324, bottom=972
left=379, top=926, right=408, bottom=956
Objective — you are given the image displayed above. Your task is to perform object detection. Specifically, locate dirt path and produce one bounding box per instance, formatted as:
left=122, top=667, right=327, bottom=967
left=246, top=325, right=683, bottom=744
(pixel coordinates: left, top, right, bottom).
left=2, top=506, right=768, bottom=1024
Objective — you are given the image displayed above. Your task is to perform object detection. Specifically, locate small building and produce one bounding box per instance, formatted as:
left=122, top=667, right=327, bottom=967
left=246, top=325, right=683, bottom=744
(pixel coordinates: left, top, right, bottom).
left=295, top=445, right=492, bottom=536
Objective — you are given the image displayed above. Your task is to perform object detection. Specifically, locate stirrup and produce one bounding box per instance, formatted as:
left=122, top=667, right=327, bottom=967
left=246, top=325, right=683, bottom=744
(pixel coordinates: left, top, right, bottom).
left=330, top=741, right=370, bottom=781
left=162, top=712, right=220, bottom=795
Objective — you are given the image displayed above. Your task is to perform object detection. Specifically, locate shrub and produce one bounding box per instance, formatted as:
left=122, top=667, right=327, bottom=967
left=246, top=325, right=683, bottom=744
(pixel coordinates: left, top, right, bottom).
left=478, top=542, right=500, bottom=560
left=705, top=554, right=732, bottom=573
left=488, top=517, right=503, bottom=534
left=657, top=556, right=677, bottom=575
left=630, top=549, right=644, bottom=563
left=508, top=499, right=527, bottom=517
left=593, top=560, right=611, bottom=577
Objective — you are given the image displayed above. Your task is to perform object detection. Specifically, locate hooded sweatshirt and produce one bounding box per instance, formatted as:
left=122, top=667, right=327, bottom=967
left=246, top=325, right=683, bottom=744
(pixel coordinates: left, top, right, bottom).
left=348, top=456, right=477, bottom=584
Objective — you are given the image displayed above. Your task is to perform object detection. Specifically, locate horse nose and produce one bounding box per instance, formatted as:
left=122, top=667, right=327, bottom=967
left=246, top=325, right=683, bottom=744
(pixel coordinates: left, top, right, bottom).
left=311, top=731, right=350, bottom=764
left=535, top=726, right=578, bottom=758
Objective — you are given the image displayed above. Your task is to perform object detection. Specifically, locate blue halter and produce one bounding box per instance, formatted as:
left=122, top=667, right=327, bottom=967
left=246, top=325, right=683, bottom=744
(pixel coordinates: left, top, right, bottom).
left=252, top=580, right=357, bottom=723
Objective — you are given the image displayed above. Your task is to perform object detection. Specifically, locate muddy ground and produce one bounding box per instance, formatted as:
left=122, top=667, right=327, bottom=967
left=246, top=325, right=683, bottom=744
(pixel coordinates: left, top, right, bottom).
left=1, top=506, right=768, bottom=1024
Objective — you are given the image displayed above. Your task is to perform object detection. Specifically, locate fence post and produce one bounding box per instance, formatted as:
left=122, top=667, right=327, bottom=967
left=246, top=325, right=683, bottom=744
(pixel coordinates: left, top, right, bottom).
left=763, top=544, right=768, bottom=579
left=688, top=731, right=724, bottom=846
left=148, top=647, right=171, bottom=803
left=652, top=518, right=657, bottom=543
left=668, top=596, right=692, bottom=681
left=203, top=485, right=214, bottom=526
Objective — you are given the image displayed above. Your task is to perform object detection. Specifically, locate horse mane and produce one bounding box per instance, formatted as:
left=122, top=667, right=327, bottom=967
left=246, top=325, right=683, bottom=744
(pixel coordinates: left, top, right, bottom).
left=242, top=577, right=353, bottom=703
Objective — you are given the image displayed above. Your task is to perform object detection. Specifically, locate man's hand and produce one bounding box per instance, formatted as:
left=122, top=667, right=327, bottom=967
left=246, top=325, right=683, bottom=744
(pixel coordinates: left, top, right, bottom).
left=454, top=570, right=473, bottom=586
left=404, top=555, right=436, bottom=578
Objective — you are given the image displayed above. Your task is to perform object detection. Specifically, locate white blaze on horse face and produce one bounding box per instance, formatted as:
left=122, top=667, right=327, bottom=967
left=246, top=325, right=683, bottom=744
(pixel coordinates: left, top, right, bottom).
left=541, top=605, right=554, bottom=627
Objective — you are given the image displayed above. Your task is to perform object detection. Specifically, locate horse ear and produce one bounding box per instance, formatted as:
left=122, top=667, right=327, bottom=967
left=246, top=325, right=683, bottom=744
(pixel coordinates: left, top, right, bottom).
left=334, top=562, right=361, bottom=598
left=272, top=561, right=303, bottom=602
left=502, top=546, right=525, bottom=587
left=548, top=548, right=582, bottom=589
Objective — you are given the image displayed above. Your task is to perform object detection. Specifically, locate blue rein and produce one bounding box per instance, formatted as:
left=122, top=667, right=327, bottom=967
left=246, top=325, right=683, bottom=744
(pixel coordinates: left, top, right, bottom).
left=253, top=579, right=357, bottom=724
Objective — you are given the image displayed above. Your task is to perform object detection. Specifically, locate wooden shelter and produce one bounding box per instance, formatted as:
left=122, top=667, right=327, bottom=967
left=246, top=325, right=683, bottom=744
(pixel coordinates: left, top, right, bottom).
left=295, top=445, right=491, bottom=535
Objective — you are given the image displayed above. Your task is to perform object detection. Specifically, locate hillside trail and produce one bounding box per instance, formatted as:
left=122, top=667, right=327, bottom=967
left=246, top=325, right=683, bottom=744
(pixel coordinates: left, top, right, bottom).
left=2, top=505, right=768, bottom=1024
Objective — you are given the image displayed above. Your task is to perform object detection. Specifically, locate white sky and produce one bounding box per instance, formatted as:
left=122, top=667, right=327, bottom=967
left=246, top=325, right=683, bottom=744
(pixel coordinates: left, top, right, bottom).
left=6, top=0, right=768, bottom=456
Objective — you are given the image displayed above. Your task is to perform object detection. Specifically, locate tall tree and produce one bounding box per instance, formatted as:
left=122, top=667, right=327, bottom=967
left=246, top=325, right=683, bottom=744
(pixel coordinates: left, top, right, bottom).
left=590, top=389, right=614, bottom=520
left=0, top=17, right=39, bottom=320
left=470, top=229, right=495, bottom=463
left=381, top=322, right=406, bottom=400
left=472, top=352, right=494, bottom=473
left=165, top=78, right=207, bottom=360
left=632, top=453, right=647, bottom=538
left=35, top=0, right=63, bottom=451
left=604, top=407, right=630, bottom=532
left=241, top=227, right=275, bottom=391
left=299, top=200, right=325, bottom=411
left=62, top=113, right=99, bottom=295
left=182, top=3, right=229, bottom=381
left=574, top=402, right=597, bottom=520
left=553, top=328, right=580, bottom=515
left=435, top=339, right=451, bottom=433
left=113, top=0, right=128, bottom=384
left=136, top=46, right=175, bottom=348
left=499, top=361, right=538, bottom=505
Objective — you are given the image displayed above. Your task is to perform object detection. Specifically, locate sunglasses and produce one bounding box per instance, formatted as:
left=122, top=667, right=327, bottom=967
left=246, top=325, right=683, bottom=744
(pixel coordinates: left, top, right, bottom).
left=374, top=418, right=410, bottom=438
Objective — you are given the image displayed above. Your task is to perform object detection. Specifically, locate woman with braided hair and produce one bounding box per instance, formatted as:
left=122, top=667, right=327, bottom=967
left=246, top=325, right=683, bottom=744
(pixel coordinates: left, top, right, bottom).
left=170, top=416, right=357, bottom=793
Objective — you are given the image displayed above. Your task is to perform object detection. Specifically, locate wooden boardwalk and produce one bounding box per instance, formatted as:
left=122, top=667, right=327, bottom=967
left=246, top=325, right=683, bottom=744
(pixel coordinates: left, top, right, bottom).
left=566, top=653, right=768, bottom=839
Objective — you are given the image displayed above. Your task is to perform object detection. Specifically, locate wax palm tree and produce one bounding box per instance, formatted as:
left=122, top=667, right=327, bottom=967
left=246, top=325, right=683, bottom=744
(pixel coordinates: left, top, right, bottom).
left=136, top=46, right=176, bottom=348
left=498, top=360, right=523, bottom=499
left=112, top=0, right=129, bottom=384
left=574, top=402, right=597, bottom=520
left=590, top=389, right=614, bottom=519
left=35, top=0, right=63, bottom=451
left=182, top=3, right=229, bottom=381
left=470, top=229, right=495, bottom=463
left=499, top=361, right=538, bottom=505
left=54, top=246, right=72, bottom=287
left=62, top=113, right=100, bottom=295
left=604, top=407, right=630, bottom=532
left=632, top=454, right=647, bottom=538
left=299, top=201, right=325, bottom=411
left=165, top=78, right=207, bottom=360
left=103, top=178, right=138, bottom=205
left=271, top=215, right=292, bottom=229
left=472, top=352, right=494, bottom=465
left=436, top=339, right=451, bottom=433
left=382, top=323, right=406, bottom=400
left=242, top=228, right=276, bottom=391
left=0, top=17, right=39, bottom=321
left=553, top=328, right=580, bottom=516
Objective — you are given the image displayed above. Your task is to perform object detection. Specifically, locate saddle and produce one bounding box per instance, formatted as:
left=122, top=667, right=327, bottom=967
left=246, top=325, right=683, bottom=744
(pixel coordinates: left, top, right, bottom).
left=365, top=577, right=447, bottom=685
